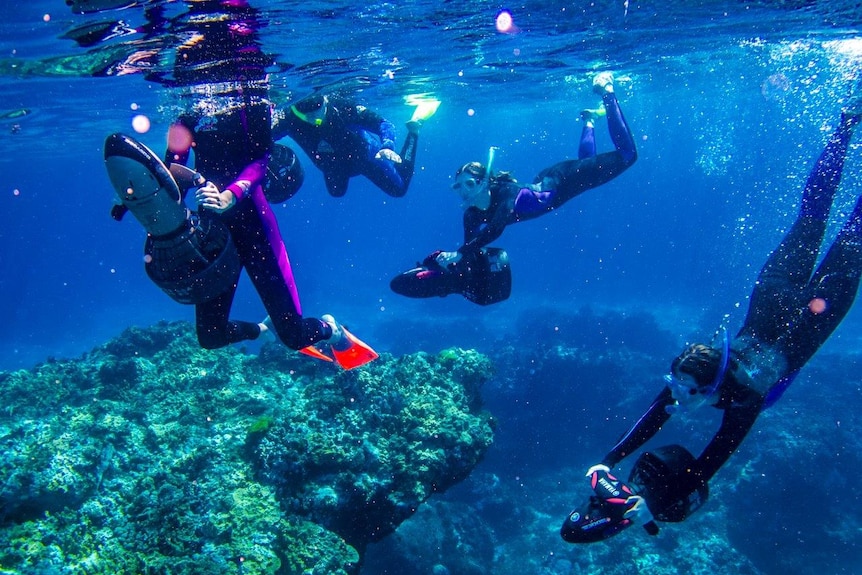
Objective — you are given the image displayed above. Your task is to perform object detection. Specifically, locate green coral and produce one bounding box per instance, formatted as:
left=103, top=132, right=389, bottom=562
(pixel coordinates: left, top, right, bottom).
left=247, top=415, right=275, bottom=434
left=0, top=321, right=495, bottom=573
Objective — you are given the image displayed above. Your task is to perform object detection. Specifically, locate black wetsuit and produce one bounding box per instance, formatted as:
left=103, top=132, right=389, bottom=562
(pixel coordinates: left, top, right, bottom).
left=602, top=113, right=862, bottom=494
left=458, top=91, right=637, bottom=255
left=272, top=96, right=418, bottom=198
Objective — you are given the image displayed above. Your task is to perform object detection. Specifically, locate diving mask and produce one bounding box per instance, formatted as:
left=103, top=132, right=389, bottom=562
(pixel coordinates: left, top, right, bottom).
left=665, top=326, right=730, bottom=414
left=291, top=95, right=328, bottom=126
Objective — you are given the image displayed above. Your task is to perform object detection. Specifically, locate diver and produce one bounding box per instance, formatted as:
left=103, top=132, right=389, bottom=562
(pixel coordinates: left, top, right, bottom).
left=390, top=72, right=636, bottom=306
left=562, top=103, right=862, bottom=543
left=105, top=0, right=377, bottom=369
left=271, top=92, right=439, bottom=198
left=432, top=71, right=637, bottom=269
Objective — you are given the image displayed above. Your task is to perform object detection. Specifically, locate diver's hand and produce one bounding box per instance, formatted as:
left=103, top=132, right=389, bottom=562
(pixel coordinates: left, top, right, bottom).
left=585, top=463, right=610, bottom=478
left=622, top=495, right=649, bottom=522
left=435, top=251, right=462, bottom=268
left=196, top=182, right=236, bottom=213
left=375, top=148, right=402, bottom=163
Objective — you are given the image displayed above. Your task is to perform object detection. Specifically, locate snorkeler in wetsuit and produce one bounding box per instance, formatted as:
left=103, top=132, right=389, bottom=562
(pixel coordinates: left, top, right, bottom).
left=433, top=71, right=637, bottom=269
left=114, top=0, right=376, bottom=369
left=564, top=103, right=862, bottom=542
left=271, top=93, right=437, bottom=198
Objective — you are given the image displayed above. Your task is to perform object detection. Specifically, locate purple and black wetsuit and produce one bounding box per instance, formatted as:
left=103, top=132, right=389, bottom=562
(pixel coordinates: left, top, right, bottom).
left=168, top=105, right=331, bottom=351
left=272, top=95, right=418, bottom=198
left=601, top=112, right=862, bottom=498
left=458, top=91, right=638, bottom=255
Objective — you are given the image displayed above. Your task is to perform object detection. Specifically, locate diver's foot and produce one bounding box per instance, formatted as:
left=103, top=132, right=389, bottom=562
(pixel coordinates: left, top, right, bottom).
left=580, top=106, right=607, bottom=127
left=321, top=313, right=379, bottom=370
left=259, top=315, right=276, bottom=342
left=592, top=71, right=614, bottom=95
left=321, top=314, right=346, bottom=350
left=406, top=119, right=422, bottom=134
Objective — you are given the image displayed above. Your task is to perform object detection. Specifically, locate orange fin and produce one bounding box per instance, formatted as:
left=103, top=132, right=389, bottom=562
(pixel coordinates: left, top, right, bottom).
left=299, top=345, right=334, bottom=362
left=331, top=327, right=379, bottom=370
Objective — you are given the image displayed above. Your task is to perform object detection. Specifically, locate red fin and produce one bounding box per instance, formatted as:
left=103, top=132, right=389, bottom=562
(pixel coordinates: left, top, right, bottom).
left=299, top=345, right=334, bottom=362
left=330, top=327, right=378, bottom=370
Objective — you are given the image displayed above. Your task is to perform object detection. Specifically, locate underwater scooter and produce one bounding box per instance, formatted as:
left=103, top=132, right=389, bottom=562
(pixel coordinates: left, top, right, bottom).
left=104, top=132, right=240, bottom=304
left=390, top=247, right=512, bottom=306
left=560, top=444, right=708, bottom=543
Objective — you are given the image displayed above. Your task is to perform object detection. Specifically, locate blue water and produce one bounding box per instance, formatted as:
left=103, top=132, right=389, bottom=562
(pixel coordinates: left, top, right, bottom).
left=2, top=1, right=862, bottom=572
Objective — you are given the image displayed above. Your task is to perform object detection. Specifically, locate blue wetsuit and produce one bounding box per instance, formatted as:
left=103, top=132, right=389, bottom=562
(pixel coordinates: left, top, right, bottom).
left=458, top=91, right=638, bottom=255
left=602, top=113, right=862, bottom=494
left=272, top=96, right=417, bottom=197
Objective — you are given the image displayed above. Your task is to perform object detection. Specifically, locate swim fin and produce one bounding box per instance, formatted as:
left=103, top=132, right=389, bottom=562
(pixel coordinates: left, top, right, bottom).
left=299, top=345, right=334, bottom=363
left=410, top=99, right=441, bottom=123
left=330, top=326, right=379, bottom=370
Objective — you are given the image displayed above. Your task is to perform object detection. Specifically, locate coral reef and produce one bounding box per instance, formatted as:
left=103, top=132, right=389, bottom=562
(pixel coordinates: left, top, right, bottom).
left=0, top=322, right=495, bottom=574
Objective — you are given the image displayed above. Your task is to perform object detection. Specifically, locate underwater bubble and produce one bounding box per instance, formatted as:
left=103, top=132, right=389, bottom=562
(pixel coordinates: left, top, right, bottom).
left=168, top=123, right=194, bottom=153
left=131, top=114, right=150, bottom=134
left=495, top=10, right=514, bottom=34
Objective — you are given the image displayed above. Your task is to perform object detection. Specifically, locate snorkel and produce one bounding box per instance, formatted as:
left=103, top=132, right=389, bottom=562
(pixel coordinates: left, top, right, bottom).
left=665, top=326, right=730, bottom=414
left=484, top=145, right=498, bottom=187
left=453, top=146, right=498, bottom=209
left=470, top=145, right=497, bottom=208
left=705, top=325, right=730, bottom=399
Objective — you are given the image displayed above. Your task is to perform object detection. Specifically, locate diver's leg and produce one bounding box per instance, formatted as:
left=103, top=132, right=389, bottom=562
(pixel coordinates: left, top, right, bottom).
left=365, top=130, right=418, bottom=198
left=784, top=192, right=862, bottom=369
left=578, top=122, right=596, bottom=160
left=394, top=128, right=419, bottom=191
left=195, top=283, right=260, bottom=349
left=529, top=91, right=637, bottom=209
left=324, top=169, right=350, bottom=198
left=530, top=151, right=632, bottom=211
left=228, top=194, right=330, bottom=350
left=740, top=113, right=859, bottom=340
left=602, top=91, right=637, bottom=166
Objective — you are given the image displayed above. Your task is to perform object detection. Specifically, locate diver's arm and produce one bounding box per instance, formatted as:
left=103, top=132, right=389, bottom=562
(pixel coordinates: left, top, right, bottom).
left=602, top=387, right=675, bottom=468
left=458, top=206, right=508, bottom=255
left=198, top=157, right=268, bottom=213
left=224, top=156, right=268, bottom=201
left=353, top=104, right=397, bottom=149
left=692, top=402, right=761, bottom=485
